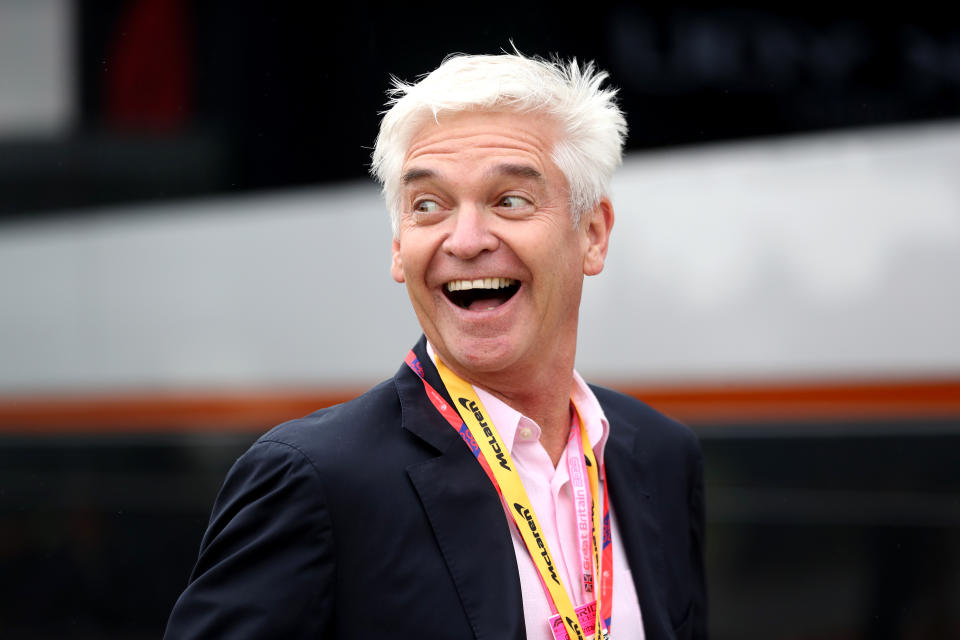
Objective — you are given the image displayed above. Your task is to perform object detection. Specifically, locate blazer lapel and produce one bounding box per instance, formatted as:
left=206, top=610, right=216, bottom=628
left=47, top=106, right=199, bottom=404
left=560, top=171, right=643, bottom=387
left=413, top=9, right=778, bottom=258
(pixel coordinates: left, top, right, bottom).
left=604, top=411, right=673, bottom=640
left=398, top=338, right=525, bottom=640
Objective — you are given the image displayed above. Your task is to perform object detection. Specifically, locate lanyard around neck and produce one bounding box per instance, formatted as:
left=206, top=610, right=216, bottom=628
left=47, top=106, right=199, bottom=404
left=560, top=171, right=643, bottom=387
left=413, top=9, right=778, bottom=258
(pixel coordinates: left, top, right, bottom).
left=404, top=350, right=614, bottom=639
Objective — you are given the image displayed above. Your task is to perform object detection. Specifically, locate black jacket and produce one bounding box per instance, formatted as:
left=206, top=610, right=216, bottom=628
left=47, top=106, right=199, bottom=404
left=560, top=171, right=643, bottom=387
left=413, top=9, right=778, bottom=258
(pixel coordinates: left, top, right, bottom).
left=164, top=337, right=707, bottom=639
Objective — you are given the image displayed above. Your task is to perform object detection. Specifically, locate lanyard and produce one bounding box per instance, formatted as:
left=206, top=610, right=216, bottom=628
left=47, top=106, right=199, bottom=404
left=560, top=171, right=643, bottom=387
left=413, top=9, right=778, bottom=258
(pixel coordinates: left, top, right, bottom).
left=567, top=417, right=595, bottom=601
left=404, top=350, right=614, bottom=639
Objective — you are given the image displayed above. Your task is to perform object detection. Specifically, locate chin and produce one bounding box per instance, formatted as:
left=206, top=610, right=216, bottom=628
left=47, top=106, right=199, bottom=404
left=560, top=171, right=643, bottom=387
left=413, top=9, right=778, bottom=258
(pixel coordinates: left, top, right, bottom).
left=441, top=333, right=522, bottom=376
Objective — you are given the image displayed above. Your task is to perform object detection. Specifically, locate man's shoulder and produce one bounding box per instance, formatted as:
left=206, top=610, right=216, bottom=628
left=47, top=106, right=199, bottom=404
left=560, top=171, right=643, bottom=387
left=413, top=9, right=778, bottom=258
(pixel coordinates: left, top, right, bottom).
left=253, top=377, right=403, bottom=463
left=588, top=382, right=678, bottom=427
left=589, top=383, right=700, bottom=453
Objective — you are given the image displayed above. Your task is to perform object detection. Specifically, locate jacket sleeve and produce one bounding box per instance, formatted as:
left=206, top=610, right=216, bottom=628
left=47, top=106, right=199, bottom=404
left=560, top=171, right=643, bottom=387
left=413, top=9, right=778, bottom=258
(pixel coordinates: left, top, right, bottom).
left=164, top=439, right=336, bottom=639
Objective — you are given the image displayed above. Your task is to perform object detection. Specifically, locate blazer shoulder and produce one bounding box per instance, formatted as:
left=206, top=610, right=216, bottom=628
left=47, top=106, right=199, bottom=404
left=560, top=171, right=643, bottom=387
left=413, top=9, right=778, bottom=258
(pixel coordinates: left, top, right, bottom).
left=254, top=378, right=403, bottom=467
left=590, top=383, right=701, bottom=456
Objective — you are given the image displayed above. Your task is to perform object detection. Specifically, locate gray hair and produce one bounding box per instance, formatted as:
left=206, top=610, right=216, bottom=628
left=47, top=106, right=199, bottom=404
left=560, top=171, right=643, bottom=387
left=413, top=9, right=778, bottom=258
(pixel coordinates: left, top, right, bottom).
left=370, top=51, right=627, bottom=235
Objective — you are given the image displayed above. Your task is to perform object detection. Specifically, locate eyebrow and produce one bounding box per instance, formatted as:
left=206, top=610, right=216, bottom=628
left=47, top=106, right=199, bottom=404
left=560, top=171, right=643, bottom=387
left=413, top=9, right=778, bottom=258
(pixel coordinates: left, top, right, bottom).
left=486, top=163, right=544, bottom=183
left=401, top=163, right=544, bottom=185
left=402, top=168, right=437, bottom=185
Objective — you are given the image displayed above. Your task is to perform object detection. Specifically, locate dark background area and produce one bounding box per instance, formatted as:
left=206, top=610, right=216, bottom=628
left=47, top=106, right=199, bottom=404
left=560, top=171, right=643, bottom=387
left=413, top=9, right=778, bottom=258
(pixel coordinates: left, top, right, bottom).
left=2, top=2, right=959, bottom=638
left=4, top=2, right=960, bottom=218
left=1, top=424, right=958, bottom=639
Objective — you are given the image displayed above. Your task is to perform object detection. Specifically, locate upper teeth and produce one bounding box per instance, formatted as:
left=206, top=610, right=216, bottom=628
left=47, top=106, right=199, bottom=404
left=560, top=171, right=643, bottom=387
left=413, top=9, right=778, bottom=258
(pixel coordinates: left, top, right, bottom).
left=446, top=277, right=516, bottom=292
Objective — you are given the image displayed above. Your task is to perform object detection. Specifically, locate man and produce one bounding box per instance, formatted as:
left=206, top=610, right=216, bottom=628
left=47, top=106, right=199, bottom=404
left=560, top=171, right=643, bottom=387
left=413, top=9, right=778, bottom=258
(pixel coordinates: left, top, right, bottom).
left=165, top=52, right=707, bottom=639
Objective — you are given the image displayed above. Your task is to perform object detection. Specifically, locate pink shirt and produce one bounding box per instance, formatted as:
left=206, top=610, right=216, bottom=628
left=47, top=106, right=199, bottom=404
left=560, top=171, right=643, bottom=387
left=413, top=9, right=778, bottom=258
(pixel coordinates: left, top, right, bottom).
left=428, top=342, right=645, bottom=639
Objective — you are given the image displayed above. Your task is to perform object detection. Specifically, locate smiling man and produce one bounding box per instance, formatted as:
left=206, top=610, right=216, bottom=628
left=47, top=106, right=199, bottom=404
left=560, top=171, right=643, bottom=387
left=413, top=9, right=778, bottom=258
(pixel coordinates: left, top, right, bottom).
left=165, top=52, right=707, bottom=640
left=389, top=107, right=610, bottom=458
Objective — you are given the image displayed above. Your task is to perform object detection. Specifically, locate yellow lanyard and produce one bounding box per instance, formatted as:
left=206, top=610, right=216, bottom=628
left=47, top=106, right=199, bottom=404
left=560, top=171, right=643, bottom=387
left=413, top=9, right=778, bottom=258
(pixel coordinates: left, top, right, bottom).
left=434, top=356, right=604, bottom=640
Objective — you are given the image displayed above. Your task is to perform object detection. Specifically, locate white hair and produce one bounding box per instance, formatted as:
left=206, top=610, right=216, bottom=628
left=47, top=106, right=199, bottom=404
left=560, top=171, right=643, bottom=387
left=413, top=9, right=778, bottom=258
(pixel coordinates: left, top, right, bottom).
left=370, top=52, right=627, bottom=235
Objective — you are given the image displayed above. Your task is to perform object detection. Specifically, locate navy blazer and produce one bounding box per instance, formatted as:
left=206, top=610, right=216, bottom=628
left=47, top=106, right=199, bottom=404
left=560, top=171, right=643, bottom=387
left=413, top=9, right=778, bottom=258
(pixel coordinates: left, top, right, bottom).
left=164, top=338, right=707, bottom=639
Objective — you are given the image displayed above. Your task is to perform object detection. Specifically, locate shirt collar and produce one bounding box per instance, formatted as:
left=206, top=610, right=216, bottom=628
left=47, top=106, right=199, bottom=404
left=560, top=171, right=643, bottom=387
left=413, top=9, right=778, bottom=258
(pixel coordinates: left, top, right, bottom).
left=426, top=341, right=610, bottom=460
left=571, top=369, right=610, bottom=461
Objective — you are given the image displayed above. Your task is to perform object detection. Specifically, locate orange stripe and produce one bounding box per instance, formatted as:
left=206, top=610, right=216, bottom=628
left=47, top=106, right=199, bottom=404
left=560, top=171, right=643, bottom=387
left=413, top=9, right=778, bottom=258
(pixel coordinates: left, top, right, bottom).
left=630, top=379, right=960, bottom=425
left=0, top=379, right=958, bottom=434
left=0, top=389, right=362, bottom=434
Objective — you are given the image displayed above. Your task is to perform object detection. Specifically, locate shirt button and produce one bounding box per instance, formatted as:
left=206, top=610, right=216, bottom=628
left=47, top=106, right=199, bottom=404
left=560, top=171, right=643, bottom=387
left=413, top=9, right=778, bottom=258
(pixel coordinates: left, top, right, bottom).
left=519, top=427, right=533, bottom=440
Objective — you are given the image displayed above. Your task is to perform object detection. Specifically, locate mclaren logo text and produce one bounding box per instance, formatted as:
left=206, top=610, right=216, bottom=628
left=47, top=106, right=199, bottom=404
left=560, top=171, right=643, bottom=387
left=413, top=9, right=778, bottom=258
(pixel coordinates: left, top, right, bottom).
left=513, top=502, right=559, bottom=584
left=458, top=397, right=511, bottom=471
left=565, top=616, right=585, bottom=640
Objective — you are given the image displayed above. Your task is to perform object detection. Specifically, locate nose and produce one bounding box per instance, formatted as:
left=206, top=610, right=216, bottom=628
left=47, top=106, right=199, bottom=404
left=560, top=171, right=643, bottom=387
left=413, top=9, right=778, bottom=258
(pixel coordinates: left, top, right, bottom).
left=441, top=204, right=499, bottom=259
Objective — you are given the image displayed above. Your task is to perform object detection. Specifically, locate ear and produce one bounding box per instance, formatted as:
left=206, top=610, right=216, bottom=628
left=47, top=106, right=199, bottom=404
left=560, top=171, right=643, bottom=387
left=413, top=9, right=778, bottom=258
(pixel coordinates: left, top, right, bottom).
left=582, top=198, right=614, bottom=276
left=390, top=237, right=405, bottom=283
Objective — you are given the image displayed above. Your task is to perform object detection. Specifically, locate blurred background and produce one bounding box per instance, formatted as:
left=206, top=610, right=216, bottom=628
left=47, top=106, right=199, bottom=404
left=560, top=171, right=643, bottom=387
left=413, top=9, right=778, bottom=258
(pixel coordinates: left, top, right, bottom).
left=1, top=1, right=959, bottom=638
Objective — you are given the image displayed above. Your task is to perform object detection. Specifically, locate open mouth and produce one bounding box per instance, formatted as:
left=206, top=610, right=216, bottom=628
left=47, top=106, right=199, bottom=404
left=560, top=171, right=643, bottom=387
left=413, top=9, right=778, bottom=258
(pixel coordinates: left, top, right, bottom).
left=444, top=277, right=520, bottom=311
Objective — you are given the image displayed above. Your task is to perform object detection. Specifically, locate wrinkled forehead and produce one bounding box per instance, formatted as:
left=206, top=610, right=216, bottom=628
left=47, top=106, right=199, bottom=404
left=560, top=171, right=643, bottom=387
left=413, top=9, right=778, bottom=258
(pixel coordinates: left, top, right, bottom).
left=396, top=110, right=568, bottom=198
left=401, top=108, right=562, bottom=162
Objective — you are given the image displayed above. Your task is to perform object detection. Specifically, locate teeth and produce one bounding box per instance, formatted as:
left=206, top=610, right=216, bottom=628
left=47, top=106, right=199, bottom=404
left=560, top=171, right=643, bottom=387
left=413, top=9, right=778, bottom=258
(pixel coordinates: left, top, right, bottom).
left=446, top=277, right=516, bottom=292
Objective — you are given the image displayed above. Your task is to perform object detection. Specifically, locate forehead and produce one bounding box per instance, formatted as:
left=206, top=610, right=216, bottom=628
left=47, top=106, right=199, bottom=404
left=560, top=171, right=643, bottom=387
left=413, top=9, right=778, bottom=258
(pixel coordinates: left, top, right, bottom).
left=401, top=110, right=562, bottom=181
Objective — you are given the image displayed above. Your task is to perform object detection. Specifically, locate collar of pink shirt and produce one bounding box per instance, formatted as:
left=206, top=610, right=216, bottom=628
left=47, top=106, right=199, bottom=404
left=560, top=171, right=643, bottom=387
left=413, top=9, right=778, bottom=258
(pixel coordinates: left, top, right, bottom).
left=425, top=341, right=610, bottom=464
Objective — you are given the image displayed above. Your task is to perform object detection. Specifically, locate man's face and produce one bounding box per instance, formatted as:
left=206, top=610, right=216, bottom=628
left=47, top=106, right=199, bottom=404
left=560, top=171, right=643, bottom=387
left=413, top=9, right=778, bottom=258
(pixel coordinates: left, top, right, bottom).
left=391, top=110, right=612, bottom=384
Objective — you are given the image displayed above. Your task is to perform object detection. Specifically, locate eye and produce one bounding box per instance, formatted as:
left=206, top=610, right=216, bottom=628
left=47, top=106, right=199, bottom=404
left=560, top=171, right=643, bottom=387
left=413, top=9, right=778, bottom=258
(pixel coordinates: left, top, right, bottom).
left=498, top=195, right=530, bottom=208
left=414, top=199, right=441, bottom=213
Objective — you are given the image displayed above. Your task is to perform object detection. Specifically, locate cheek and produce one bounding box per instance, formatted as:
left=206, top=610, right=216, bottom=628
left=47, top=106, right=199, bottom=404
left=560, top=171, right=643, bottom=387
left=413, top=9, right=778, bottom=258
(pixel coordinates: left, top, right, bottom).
left=397, top=240, right=432, bottom=282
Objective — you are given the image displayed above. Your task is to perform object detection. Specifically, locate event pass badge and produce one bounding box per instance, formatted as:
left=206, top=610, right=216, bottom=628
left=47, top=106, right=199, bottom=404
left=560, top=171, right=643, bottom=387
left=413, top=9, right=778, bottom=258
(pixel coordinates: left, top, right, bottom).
left=549, top=600, right=609, bottom=640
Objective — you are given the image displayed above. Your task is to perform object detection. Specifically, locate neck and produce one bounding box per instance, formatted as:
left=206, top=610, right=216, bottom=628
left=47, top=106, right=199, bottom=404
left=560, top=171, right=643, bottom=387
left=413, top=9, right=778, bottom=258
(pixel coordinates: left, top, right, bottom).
left=428, top=335, right=579, bottom=467
left=454, top=345, right=577, bottom=467
left=482, top=377, right=573, bottom=467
